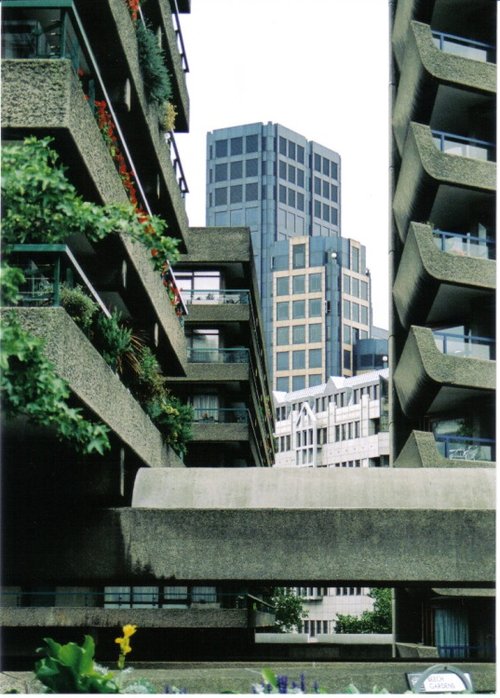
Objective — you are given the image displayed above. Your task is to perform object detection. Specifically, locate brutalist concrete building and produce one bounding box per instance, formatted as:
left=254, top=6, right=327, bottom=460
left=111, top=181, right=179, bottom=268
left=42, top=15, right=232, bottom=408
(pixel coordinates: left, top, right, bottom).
left=390, top=0, right=496, bottom=659
left=1, top=0, right=274, bottom=664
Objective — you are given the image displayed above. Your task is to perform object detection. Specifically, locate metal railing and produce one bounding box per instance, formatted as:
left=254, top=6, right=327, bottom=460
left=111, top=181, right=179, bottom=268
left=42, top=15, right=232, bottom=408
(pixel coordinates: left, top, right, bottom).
left=170, top=0, right=189, bottom=72
left=432, top=129, right=496, bottom=162
left=183, top=289, right=250, bottom=305
left=433, top=331, right=495, bottom=360
left=191, top=408, right=249, bottom=424
left=165, top=131, right=189, bottom=196
left=432, top=229, right=495, bottom=260
left=187, top=347, right=249, bottom=363
left=432, top=30, right=496, bottom=63
left=9, top=244, right=110, bottom=317
left=435, top=434, right=495, bottom=461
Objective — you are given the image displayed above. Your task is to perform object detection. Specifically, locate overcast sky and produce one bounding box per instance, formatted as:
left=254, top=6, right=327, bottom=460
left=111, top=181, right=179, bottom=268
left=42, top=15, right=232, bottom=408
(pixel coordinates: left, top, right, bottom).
left=176, top=0, right=390, bottom=329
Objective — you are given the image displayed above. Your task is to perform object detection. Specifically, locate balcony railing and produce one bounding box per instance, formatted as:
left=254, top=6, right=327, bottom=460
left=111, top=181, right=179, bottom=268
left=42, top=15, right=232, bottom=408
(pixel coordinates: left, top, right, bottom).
left=433, top=229, right=496, bottom=260
left=432, top=130, right=496, bottom=162
left=432, top=30, right=496, bottom=63
left=170, top=0, right=189, bottom=72
left=435, top=434, right=495, bottom=461
left=433, top=331, right=495, bottom=360
left=9, top=244, right=110, bottom=317
left=182, top=289, right=250, bottom=305
left=165, top=131, right=189, bottom=197
left=188, top=348, right=249, bottom=363
left=191, top=408, right=249, bottom=424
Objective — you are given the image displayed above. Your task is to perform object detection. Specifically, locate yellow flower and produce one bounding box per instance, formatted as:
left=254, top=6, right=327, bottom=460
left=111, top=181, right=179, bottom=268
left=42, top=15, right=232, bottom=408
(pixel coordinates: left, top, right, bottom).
left=115, top=624, right=137, bottom=658
left=122, top=624, right=137, bottom=638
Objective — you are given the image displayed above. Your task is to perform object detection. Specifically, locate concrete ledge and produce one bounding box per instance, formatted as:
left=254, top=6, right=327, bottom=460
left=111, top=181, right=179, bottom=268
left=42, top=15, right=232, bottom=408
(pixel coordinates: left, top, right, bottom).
left=191, top=423, right=249, bottom=442
left=183, top=228, right=253, bottom=262
left=394, top=430, right=495, bottom=468
left=396, top=642, right=439, bottom=658
left=168, top=362, right=249, bottom=382
left=10, top=307, right=173, bottom=469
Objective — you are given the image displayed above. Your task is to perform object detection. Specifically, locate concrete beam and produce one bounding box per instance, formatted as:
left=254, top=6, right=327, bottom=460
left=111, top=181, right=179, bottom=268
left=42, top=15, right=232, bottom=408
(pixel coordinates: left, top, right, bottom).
left=5, top=469, right=494, bottom=587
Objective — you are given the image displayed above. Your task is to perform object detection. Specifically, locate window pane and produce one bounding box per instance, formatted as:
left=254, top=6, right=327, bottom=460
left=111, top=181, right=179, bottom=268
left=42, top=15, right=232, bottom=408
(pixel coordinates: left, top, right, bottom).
left=309, top=323, right=322, bottom=342
left=314, top=177, right=321, bottom=195
left=293, top=350, right=305, bottom=369
left=331, top=184, right=338, bottom=202
left=297, top=169, right=304, bottom=188
left=293, top=325, right=305, bottom=343
left=279, top=136, right=287, bottom=155
left=309, top=374, right=322, bottom=387
left=276, top=327, right=289, bottom=345
left=352, top=247, right=360, bottom=272
left=230, top=160, right=243, bottom=179
left=215, top=139, right=227, bottom=157
left=276, top=351, right=289, bottom=370
left=322, top=203, right=330, bottom=222
left=276, top=376, right=289, bottom=391
left=360, top=280, right=369, bottom=300
left=292, top=244, right=306, bottom=269
left=215, top=163, right=227, bottom=182
left=309, top=348, right=322, bottom=368
left=215, top=187, right=227, bottom=206
left=297, top=192, right=304, bottom=211
left=343, top=324, right=351, bottom=343
left=246, top=134, right=258, bottom=152
left=230, top=185, right=242, bottom=203
left=288, top=165, right=296, bottom=183
left=314, top=153, right=321, bottom=171
left=292, top=375, right=305, bottom=391
left=292, top=300, right=305, bottom=318
left=288, top=141, right=296, bottom=160
left=279, top=184, right=287, bottom=204
left=309, top=298, right=322, bottom=317
left=288, top=189, right=296, bottom=207
left=309, top=273, right=322, bottom=292
left=331, top=162, right=338, bottom=180
left=331, top=207, right=338, bottom=225
left=297, top=145, right=305, bottom=164
left=246, top=158, right=258, bottom=177
left=246, top=182, right=258, bottom=201
left=322, top=181, right=330, bottom=198
left=230, top=137, right=243, bottom=155
left=361, top=305, right=368, bottom=325
left=314, top=200, right=321, bottom=218
left=352, top=302, right=359, bottom=322
left=276, top=277, right=288, bottom=295
left=276, top=301, right=289, bottom=320
left=292, top=275, right=305, bottom=294
left=343, top=273, right=351, bottom=294
left=343, top=299, right=351, bottom=320
left=279, top=160, right=287, bottom=179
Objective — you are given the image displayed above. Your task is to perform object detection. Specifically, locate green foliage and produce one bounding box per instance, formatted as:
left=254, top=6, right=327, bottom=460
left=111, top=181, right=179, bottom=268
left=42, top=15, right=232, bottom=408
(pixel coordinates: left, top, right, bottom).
left=0, top=260, right=25, bottom=306
left=270, top=588, right=308, bottom=632
left=1, top=137, right=179, bottom=270
left=0, top=312, right=111, bottom=455
left=35, top=635, right=119, bottom=693
left=146, top=391, right=193, bottom=456
left=136, top=21, right=173, bottom=106
left=132, top=345, right=167, bottom=403
left=335, top=588, right=392, bottom=634
left=60, top=284, right=99, bottom=334
left=94, top=310, right=135, bottom=374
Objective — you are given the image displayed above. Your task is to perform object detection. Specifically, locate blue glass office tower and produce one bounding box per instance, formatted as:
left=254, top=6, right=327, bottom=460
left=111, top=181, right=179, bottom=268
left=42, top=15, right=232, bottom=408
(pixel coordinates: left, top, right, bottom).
left=206, top=122, right=372, bottom=389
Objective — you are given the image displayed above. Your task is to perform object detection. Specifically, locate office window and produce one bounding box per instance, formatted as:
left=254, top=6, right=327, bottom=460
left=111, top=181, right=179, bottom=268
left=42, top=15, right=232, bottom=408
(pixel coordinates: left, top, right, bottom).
left=352, top=302, right=359, bottom=323
left=331, top=207, right=338, bottom=225
left=322, top=203, right=330, bottom=222
left=215, top=139, right=227, bottom=157
left=331, top=162, right=338, bottom=179
left=343, top=299, right=350, bottom=319
left=314, top=177, right=321, bottom=195
left=309, top=273, right=321, bottom=292
left=292, top=244, right=306, bottom=269
left=276, top=277, right=288, bottom=295
left=344, top=349, right=352, bottom=370
left=360, top=280, right=369, bottom=300
left=246, top=134, right=258, bottom=152
left=297, top=169, right=304, bottom=188
left=276, top=301, right=289, bottom=321
left=343, top=273, right=350, bottom=294
left=292, top=350, right=306, bottom=369
left=351, top=246, right=360, bottom=273
left=309, top=323, right=321, bottom=343
left=309, top=298, right=322, bottom=317
left=279, top=184, right=287, bottom=204
left=343, top=324, right=351, bottom=344
left=276, top=376, right=288, bottom=391
left=322, top=181, right=330, bottom=198
left=313, top=200, right=321, bottom=218
left=288, top=189, right=295, bottom=207
left=322, top=157, right=329, bottom=176
left=309, top=374, right=322, bottom=387
left=351, top=277, right=359, bottom=297
left=292, top=375, right=306, bottom=391
left=293, top=325, right=306, bottom=343
left=292, top=300, right=305, bottom=319
left=276, top=327, right=289, bottom=345
left=314, top=153, right=321, bottom=171
left=230, top=160, right=243, bottom=179
left=331, top=184, right=338, bottom=202
left=230, top=137, right=243, bottom=155
left=288, top=164, right=296, bottom=183
left=309, top=348, right=322, bottom=368
left=288, top=141, right=296, bottom=160
left=214, top=187, right=227, bottom=206
left=215, top=163, right=227, bottom=182
left=246, top=182, right=258, bottom=201
left=246, top=158, right=258, bottom=177
left=297, top=192, right=304, bottom=211
left=297, top=145, right=305, bottom=164
left=279, top=136, right=287, bottom=155
left=230, top=185, right=242, bottom=203
left=361, top=305, right=368, bottom=325
left=279, top=160, right=287, bottom=179
left=292, top=275, right=305, bottom=294
left=276, top=351, right=289, bottom=370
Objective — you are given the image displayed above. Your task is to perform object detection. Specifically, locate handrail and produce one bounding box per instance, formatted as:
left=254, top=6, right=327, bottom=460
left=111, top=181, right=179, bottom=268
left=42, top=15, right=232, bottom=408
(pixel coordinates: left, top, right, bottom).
left=432, top=129, right=495, bottom=152
left=434, top=434, right=495, bottom=461
left=165, top=131, right=189, bottom=195
left=187, top=347, right=249, bottom=363
left=170, top=0, right=189, bottom=72
left=182, top=289, right=250, bottom=304
left=432, top=29, right=495, bottom=57
left=191, top=408, right=249, bottom=424
left=433, top=331, right=495, bottom=359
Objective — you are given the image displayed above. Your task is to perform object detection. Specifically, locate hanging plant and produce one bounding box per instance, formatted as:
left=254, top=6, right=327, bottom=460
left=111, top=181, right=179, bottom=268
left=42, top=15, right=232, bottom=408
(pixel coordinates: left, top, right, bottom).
left=136, top=21, right=173, bottom=106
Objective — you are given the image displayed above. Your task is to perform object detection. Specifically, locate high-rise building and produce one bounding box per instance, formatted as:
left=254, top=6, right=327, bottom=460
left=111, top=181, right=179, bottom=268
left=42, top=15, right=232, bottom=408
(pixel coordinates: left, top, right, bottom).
left=206, top=123, right=372, bottom=387
left=390, top=0, right=496, bottom=659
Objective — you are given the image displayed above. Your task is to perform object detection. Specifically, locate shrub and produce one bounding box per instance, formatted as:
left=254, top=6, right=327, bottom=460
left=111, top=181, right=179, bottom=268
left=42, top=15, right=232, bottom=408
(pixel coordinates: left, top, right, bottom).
left=136, top=21, right=173, bottom=106
left=146, top=392, right=193, bottom=456
left=60, top=284, right=99, bottom=334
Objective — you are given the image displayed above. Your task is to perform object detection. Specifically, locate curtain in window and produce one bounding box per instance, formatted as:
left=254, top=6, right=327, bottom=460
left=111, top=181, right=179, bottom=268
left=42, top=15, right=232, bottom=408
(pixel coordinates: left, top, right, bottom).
left=435, top=607, right=469, bottom=658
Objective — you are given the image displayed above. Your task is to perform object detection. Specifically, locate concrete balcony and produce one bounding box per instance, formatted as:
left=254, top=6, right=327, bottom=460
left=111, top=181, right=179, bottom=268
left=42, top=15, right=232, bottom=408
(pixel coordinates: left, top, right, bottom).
left=393, top=325, right=495, bottom=418
left=4, top=468, right=494, bottom=586
left=394, top=430, right=495, bottom=468
left=392, top=123, right=496, bottom=242
left=10, top=307, right=176, bottom=469
left=393, top=223, right=495, bottom=327
left=393, top=21, right=496, bottom=155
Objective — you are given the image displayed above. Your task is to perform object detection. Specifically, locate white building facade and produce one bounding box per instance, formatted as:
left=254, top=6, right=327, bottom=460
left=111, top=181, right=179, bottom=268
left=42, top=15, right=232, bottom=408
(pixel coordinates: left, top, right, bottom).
left=273, top=369, right=389, bottom=638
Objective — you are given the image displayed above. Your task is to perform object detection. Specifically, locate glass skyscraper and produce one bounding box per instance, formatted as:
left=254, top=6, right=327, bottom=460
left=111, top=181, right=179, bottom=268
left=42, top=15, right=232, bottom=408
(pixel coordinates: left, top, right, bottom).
left=206, top=122, right=372, bottom=389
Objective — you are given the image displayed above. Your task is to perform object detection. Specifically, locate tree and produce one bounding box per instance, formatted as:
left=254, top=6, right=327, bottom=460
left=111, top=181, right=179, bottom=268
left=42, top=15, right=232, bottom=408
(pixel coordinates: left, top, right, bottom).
left=270, top=588, right=308, bottom=633
left=335, top=588, right=392, bottom=634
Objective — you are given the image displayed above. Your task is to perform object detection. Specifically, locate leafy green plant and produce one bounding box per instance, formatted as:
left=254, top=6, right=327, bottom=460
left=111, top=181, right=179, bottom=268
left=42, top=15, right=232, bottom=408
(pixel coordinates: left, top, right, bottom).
left=0, top=312, right=110, bottom=455
left=132, top=345, right=167, bottom=403
left=60, top=284, right=99, bottom=334
left=146, top=392, right=193, bottom=456
left=335, top=588, right=392, bottom=634
left=94, top=310, right=139, bottom=376
left=0, top=260, right=25, bottom=306
left=270, top=588, right=308, bottom=632
left=136, top=21, right=173, bottom=106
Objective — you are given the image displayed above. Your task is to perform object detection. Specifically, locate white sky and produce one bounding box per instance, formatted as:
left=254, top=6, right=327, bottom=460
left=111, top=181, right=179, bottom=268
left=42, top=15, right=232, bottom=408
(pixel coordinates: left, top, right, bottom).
left=176, top=0, right=390, bottom=329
